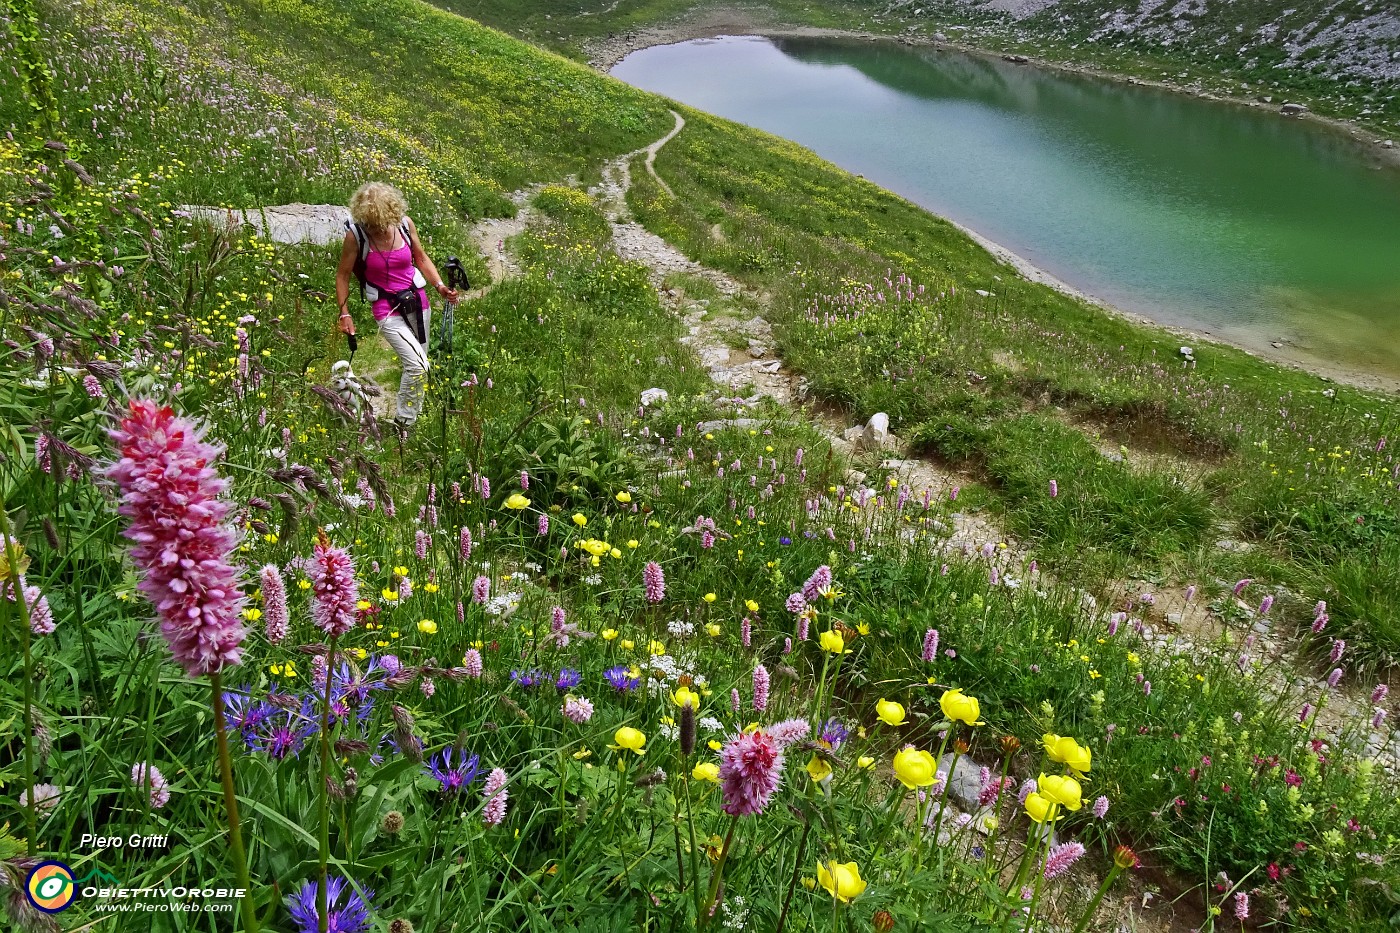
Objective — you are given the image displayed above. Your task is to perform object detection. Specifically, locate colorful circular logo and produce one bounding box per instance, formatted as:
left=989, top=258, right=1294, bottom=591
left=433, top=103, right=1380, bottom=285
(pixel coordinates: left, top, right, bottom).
left=26, top=861, right=77, bottom=913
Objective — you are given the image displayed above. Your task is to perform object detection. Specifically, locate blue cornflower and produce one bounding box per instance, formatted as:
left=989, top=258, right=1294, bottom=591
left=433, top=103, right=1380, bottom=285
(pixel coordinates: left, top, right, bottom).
left=510, top=668, right=544, bottom=688
left=603, top=664, right=640, bottom=692
left=425, top=746, right=481, bottom=794
left=819, top=718, right=850, bottom=750
left=555, top=667, right=582, bottom=690
left=288, top=875, right=372, bottom=933
left=250, top=701, right=318, bottom=760
left=780, top=536, right=793, bottom=546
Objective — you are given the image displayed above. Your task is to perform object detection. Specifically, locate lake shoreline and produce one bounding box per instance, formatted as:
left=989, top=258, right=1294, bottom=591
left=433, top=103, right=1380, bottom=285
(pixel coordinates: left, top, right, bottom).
left=594, top=19, right=1400, bottom=396
left=585, top=8, right=1400, bottom=172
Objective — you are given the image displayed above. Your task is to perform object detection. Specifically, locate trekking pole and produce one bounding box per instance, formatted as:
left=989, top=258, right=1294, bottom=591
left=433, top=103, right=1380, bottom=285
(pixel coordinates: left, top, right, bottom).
left=437, top=257, right=470, bottom=443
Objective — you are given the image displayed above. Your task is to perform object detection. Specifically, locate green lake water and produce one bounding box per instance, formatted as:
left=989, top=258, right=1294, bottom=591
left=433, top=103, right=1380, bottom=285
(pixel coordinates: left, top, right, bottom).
left=612, top=36, right=1400, bottom=383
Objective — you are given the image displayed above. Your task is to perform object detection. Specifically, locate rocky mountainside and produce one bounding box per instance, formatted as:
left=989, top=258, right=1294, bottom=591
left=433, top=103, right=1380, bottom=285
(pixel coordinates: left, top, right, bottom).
left=879, top=0, right=1399, bottom=122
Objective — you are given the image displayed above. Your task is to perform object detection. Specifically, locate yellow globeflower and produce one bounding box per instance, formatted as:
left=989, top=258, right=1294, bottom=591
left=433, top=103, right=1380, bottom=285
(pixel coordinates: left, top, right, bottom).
left=892, top=747, right=937, bottom=788
left=806, top=755, right=833, bottom=783
left=647, top=640, right=666, bottom=656
left=1037, top=773, right=1083, bottom=811
left=816, top=861, right=867, bottom=903
left=692, top=762, right=720, bottom=782
left=621, top=639, right=635, bottom=650
left=615, top=491, right=632, bottom=503
left=672, top=685, right=700, bottom=709
left=417, top=619, right=437, bottom=634
left=610, top=548, right=622, bottom=559
left=504, top=493, right=531, bottom=510
left=601, top=628, right=620, bottom=641
left=572, top=513, right=588, bottom=527
left=1042, top=733, right=1092, bottom=775
left=627, top=540, right=640, bottom=549
left=1024, top=791, right=1060, bottom=824
left=857, top=755, right=876, bottom=770
left=705, top=622, right=722, bottom=637
left=611, top=727, right=647, bottom=755
left=382, top=588, right=399, bottom=602
left=939, top=688, right=985, bottom=726
left=703, top=593, right=717, bottom=603
left=875, top=698, right=907, bottom=727
left=818, top=629, right=848, bottom=654
left=745, top=599, right=760, bottom=613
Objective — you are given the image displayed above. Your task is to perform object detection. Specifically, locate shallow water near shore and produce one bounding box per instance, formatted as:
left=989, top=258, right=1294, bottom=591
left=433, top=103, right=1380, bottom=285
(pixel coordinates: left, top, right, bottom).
left=613, top=36, right=1400, bottom=384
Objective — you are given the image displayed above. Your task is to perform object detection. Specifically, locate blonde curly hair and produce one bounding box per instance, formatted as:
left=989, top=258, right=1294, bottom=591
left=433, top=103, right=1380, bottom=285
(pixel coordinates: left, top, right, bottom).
left=349, top=182, right=408, bottom=232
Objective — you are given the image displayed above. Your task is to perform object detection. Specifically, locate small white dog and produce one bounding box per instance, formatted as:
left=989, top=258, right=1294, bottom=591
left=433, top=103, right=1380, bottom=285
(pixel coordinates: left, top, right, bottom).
left=331, top=359, right=367, bottom=415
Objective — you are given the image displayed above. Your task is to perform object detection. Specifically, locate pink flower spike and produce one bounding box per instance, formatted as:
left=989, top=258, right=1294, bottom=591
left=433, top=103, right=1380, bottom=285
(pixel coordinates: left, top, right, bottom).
left=481, top=768, right=509, bottom=826
left=308, top=539, right=358, bottom=638
left=718, top=730, right=784, bottom=817
left=1043, top=841, right=1085, bottom=880
left=259, top=564, right=289, bottom=644
left=105, top=399, right=246, bottom=675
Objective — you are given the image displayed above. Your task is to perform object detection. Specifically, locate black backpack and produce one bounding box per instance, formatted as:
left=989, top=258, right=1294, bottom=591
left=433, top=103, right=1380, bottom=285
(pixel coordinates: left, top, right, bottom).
left=346, top=218, right=425, bottom=302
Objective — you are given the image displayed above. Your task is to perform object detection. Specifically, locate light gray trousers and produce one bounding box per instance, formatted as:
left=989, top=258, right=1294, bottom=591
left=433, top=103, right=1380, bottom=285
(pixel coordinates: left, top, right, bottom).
left=377, top=310, right=430, bottom=424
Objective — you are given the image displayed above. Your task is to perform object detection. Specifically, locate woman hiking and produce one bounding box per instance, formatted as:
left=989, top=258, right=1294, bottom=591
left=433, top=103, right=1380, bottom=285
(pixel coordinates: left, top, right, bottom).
left=336, top=181, right=458, bottom=427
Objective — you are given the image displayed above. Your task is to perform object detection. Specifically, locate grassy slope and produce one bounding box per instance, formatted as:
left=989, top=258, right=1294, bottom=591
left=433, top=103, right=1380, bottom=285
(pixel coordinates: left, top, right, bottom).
left=3, top=0, right=1398, bottom=926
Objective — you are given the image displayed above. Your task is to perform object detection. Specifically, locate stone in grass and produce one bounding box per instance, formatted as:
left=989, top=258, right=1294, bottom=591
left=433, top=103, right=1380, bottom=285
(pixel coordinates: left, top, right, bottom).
left=938, top=753, right=984, bottom=811
left=696, top=418, right=763, bottom=434
left=859, top=412, right=891, bottom=450
left=640, top=387, right=669, bottom=407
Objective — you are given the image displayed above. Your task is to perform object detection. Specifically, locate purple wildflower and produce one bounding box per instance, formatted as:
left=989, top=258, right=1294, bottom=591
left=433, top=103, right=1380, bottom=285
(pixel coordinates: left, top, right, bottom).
left=767, top=718, right=811, bottom=748
left=1093, top=795, right=1110, bottom=819
left=287, top=876, right=372, bottom=933
left=785, top=592, right=807, bottom=614
left=425, top=747, right=481, bottom=794
left=562, top=696, right=594, bottom=724
left=459, top=526, right=472, bottom=561
left=463, top=648, right=483, bottom=678
left=472, top=575, right=490, bottom=603
left=604, top=665, right=640, bottom=692
left=555, top=668, right=582, bottom=690
left=800, top=565, right=832, bottom=600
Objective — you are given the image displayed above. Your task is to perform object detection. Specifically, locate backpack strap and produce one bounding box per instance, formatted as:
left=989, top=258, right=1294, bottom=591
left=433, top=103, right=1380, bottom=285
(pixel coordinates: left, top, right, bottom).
left=347, top=218, right=425, bottom=302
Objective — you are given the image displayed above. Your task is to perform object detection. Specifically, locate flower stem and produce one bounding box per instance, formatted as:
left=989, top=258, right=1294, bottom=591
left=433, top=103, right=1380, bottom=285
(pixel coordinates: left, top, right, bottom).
left=210, top=673, right=259, bottom=933
left=0, top=519, right=36, bottom=857
left=318, top=635, right=337, bottom=933
left=700, top=813, right=739, bottom=928
left=1070, top=864, right=1125, bottom=933
left=775, top=816, right=812, bottom=933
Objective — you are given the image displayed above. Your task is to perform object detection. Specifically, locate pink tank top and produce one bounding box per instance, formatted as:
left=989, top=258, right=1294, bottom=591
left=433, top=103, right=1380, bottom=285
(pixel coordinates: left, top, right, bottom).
left=366, top=241, right=428, bottom=322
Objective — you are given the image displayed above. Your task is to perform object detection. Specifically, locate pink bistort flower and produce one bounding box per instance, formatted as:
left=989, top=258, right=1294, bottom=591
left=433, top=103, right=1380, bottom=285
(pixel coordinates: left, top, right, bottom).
left=105, top=399, right=246, bottom=675
left=718, top=730, right=784, bottom=817
left=481, top=768, right=509, bottom=826
left=308, top=539, right=358, bottom=638
left=131, top=762, right=171, bottom=809
left=800, top=565, right=832, bottom=601
left=259, top=564, right=289, bottom=644
left=463, top=648, right=483, bottom=678
left=1043, top=841, right=1085, bottom=879
left=752, top=663, right=770, bottom=712
left=643, top=561, right=665, bottom=603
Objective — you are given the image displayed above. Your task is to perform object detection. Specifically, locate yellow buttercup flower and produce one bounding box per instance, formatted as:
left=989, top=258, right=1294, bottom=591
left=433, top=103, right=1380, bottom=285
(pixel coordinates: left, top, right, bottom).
left=692, top=762, right=719, bottom=782
left=615, top=491, right=632, bottom=503
left=504, top=493, right=530, bottom=510
left=892, top=747, right=937, bottom=788
left=705, top=622, right=722, bottom=637
left=816, top=861, right=867, bottom=903
left=610, top=548, right=622, bottom=559
left=940, top=688, right=985, bottom=726
left=621, top=639, right=635, bottom=650
left=1042, top=733, right=1092, bottom=775
left=818, top=629, right=849, bottom=654
left=1037, top=773, right=1083, bottom=811
left=382, top=588, right=399, bottom=602
left=703, top=593, right=717, bottom=603
left=601, top=628, right=620, bottom=641
left=611, top=727, right=647, bottom=755
left=627, top=540, right=640, bottom=549
left=857, top=755, right=875, bottom=770
left=672, top=685, right=700, bottom=709
left=856, top=621, right=871, bottom=636
left=572, top=513, right=588, bottom=527
left=745, top=599, right=760, bottom=612
left=806, top=755, right=833, bottom=783
left=648, top=640, right=666, bottom=656
left=708, top=740, right=723, bottom=752
left=417, top=619, right=437, bottom=634
left=876, top=698, right=907, bottom=727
